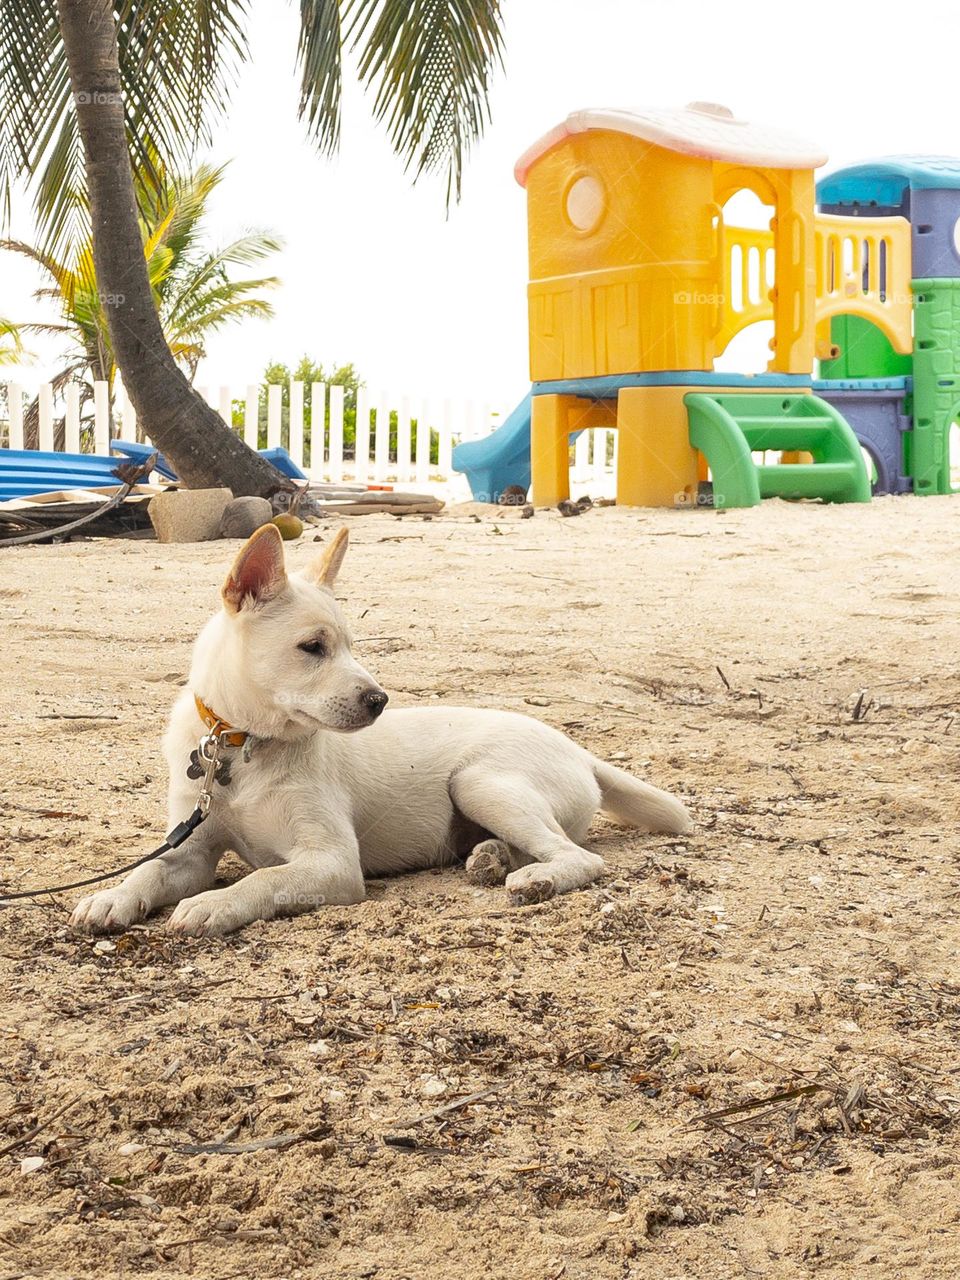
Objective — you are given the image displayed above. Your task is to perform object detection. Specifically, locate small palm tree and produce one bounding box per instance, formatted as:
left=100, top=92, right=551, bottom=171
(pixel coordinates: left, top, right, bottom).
left=0, top=2, right=505, bottom=495
left=3, top=162, right=280, bottom=447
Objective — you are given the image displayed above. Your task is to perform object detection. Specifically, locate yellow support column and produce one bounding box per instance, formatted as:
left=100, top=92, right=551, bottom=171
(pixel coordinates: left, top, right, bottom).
left=769, top=167, right=816, bottom=375
left=616, top=387, right=700, bottom=507
left=530, top=394, right=574, bottom=506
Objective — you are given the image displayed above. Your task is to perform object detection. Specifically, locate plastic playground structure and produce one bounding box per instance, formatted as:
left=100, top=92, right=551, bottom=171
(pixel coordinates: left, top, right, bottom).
left=453, top=102, right=960, bottom=509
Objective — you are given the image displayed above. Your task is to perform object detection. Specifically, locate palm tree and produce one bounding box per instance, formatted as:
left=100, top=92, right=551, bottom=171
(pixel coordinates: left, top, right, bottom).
left=3, top=161, right=280, bottom=446
left=0, top=2, right=505, bottom=495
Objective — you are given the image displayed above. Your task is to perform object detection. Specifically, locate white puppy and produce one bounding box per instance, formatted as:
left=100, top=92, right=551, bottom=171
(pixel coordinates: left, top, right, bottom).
left=71, top=525, right=692, bottom=936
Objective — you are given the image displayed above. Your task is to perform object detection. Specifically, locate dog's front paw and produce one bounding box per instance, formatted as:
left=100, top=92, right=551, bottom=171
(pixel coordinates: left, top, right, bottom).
left=465, top=839, right=511, bottom=887
left=167, top=889, right=245, bottom=938
left=506, top=865, right=556, bottom=907
left=71, top=889, right=147, bottom=933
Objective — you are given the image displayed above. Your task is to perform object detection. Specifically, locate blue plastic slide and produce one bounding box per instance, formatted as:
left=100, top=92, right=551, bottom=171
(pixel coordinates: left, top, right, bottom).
left=452, top=393, right=531, bottom=501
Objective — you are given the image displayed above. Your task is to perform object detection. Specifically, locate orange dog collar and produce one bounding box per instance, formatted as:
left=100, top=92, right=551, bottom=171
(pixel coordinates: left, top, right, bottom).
left=194, top=693, right=249, bottom=748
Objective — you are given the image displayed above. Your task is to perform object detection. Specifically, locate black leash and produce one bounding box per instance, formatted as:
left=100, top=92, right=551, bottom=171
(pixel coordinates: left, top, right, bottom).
left=0, top=808, right=206, bottom=903
left=0, top=715, right=242, bottom=906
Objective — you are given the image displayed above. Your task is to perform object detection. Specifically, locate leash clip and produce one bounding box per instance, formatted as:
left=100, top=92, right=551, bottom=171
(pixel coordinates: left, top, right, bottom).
left=197, top=732, right=224, bottom=817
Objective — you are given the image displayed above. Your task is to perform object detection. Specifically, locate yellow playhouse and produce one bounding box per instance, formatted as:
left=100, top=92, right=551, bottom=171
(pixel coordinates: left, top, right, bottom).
left=453, top=102, right=918, bottom=509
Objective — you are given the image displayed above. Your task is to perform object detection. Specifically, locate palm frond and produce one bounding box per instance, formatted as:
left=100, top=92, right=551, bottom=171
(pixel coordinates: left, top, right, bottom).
left=345, top=0, right=504, bottom=203
left=0, top=316, right=26, bottom=365
left=0, top=238, right=71, bottom=288
left=297, top=0, right=344, bottom=154
left=140, top=161, right=229, bottom=261
left=0, top=1, right=251, bottom=259
left=165, top=275, right=280, bottom=333
left=194, top=231, right=286, bottom=274
left=167, top=337, right=204, bottom=364
left=170, top=294, right=277, bottom=337
left=142, top=204, right=180, bottom=262
left=164, top=289, right=276, bottom=375
left=147, top=243, right=176, bottom=290
left=16, top=321, right=76, bottom=338
left=162, top=232, right=283, bottom=319
left=0, top=2, right=65, bottom=223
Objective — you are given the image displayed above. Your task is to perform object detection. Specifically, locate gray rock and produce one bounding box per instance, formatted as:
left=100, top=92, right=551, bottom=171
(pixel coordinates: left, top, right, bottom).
left=148, top=488, right=232, bottom=543
left=218, top=495, right=274, bottom=539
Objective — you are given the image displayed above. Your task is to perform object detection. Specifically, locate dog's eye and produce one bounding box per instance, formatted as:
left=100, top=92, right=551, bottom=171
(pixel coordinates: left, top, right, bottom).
left=298, top=638, right=326, bottom=658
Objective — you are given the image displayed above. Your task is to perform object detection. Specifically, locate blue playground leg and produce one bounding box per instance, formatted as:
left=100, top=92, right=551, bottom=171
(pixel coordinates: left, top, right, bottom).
left=452, top=394, right=532, bottom=501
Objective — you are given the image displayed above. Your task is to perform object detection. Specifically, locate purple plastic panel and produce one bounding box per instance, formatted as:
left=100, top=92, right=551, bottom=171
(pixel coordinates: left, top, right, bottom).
left=909, top=187, right=960, bottom=278
left=813, top=384, right=912, bottom=495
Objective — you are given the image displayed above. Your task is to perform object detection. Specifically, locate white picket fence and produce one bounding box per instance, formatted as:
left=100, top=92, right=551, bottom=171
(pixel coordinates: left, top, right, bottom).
left=1, top=378, right=619, bottom=495
left=572, top=427, right=618, bottom=490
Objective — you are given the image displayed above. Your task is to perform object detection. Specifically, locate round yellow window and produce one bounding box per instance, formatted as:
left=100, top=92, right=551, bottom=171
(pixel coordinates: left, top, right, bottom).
left=565, top=175, right=604, bottom=233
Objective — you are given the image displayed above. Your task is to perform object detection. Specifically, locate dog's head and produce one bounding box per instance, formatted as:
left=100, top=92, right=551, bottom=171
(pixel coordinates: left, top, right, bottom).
left=192, top=524, right=387, bottom=740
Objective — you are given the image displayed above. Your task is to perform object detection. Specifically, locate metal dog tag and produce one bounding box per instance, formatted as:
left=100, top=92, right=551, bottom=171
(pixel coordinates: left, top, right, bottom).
left=186, top=748, right=232, bottom=787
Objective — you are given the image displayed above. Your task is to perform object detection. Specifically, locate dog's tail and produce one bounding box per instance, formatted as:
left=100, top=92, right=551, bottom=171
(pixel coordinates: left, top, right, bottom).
left=593, top=760, right=693, bottom=834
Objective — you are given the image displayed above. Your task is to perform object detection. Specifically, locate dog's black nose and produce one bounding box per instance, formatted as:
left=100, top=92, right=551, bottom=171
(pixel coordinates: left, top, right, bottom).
left=363, top=689, right=388, bottom=718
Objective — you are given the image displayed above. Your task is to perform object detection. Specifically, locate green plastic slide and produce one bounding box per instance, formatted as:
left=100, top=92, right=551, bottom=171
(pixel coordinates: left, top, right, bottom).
left=685, top=392, right=871, bottom=509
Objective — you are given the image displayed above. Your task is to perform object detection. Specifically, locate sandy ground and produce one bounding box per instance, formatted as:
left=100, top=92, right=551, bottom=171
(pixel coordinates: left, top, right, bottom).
left=1, top=496, right=960, bottom=1280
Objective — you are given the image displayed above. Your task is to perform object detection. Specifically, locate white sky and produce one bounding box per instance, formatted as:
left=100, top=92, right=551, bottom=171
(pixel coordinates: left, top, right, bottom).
left=4, top=0, right=960, bottom=408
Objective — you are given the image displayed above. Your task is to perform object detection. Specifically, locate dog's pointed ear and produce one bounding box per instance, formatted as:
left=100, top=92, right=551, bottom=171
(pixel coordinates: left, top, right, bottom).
left=222, top=523, right=287, bottom=613
left=303, top=525, right=349, bottom=591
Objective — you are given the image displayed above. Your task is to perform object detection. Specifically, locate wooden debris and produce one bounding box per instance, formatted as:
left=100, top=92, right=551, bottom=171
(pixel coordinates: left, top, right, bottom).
left=0, top=1094, right=83, bottom=1158
left=37, top=713, right=119, bottom=721
left=308, top=488, right=444, bottom=517
left=852, top=689, right=872, bottom=721
left=171, top=1126, right=331, bottom=1155
left=686, top=1083, right=827, bottom=1128
left=387, top=1084, right=506, bottom=1132
left=1, top=803, right=87, bottom=819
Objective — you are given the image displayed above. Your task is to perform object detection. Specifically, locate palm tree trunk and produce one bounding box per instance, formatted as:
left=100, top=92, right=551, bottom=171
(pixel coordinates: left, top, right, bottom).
left=55, top=0, right=284, bottom=498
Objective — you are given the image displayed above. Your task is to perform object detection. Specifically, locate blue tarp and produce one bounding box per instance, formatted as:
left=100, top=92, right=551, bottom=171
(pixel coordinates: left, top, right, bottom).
left=0, top=443, right=307, bottom=502
left=110, top=441, right=307, bottom=482
left=0, top=450, right=122, bottom=501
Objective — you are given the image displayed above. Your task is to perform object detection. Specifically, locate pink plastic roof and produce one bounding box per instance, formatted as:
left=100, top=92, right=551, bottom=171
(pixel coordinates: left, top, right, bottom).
left=514, top=103, right=828, bottom=185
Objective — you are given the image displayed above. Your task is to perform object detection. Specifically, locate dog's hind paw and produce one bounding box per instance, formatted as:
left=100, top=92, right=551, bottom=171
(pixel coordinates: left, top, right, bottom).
left=465, top=839, right=511, bottom=888
left=506, top=865, right=556, bottom=907
left=70, top=889, right=147, bottom=934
